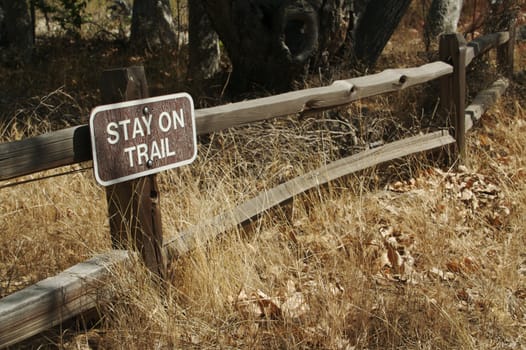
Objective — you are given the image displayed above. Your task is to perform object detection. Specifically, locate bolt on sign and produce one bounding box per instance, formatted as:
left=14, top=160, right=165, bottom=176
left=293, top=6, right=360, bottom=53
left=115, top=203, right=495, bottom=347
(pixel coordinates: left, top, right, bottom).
left=89, top=93, right=197, bottom=186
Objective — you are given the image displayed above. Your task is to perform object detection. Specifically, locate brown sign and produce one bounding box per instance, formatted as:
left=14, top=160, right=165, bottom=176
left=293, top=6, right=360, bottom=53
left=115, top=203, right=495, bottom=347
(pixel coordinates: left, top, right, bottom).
left=89, top=93, right=197, bottom=186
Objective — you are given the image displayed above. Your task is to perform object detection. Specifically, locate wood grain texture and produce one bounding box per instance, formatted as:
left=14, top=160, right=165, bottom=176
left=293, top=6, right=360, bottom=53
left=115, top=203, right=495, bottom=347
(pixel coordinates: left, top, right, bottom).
left=497, top=23, right=516, bottom=77
left=0, top=125, right=90, bottom=180
left=465, top=78, right=509, bottom=131
left=101, top=67, right=167, bottom=278
left=0, top=62, right=453, bottom=181
left=164, top=130, right=455, bottom=257
left=454, top=37, right=467, bottom=161
left=195, top=62, right=453, bottom=134
left=439, top=33, right=468, bottom=163
left=0, top=251, right=130, bottom=349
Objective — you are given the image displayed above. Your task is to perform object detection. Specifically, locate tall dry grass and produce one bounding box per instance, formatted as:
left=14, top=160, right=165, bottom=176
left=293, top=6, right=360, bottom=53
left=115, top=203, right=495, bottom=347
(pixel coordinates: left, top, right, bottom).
left=1, top=3, right=526, bottom=349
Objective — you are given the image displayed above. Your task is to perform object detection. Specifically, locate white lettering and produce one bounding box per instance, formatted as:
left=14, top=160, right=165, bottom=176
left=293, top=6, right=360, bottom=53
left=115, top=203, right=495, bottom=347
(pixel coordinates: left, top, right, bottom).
left=106, top=122, right=119, bottom=144
left=159, top=112, right=171, bottom=132
left=132, top=117, right=145, bottom=139
left=136, top=144, right=148, bottom=165
left=142, top=114, right=152, bottom=135
left=173, top=109, right=185, bottom=129
left=150, top=140, right=162, bottom=160
left=118, top=119, right=131, bottom=140
left=124, top=146, right=135, bottom=167
left=122, top=137, right=182, bottom=168
left=164, top=137, right=176, bottom=157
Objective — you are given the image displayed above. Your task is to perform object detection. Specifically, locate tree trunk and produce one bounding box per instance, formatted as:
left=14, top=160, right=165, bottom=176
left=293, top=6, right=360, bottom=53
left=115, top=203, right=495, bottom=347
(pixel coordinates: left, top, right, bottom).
left=130, top=0, right=177, bottom=51
left=202, top=0, right=306, bottom=92
left=424, top=0, right=464, bottom=50
left=188, top=0, right=220, bottom=81
left=0, top=0, right=33, bottom=57
left=200, top=0, right=409, bottom=93
left=352, top=0, right=411, bottom=66
left=486, top=0, right=519, bottom=76
left=201, top=0, right=352, bottom=92
left=484, top=0, right=519, bottom=33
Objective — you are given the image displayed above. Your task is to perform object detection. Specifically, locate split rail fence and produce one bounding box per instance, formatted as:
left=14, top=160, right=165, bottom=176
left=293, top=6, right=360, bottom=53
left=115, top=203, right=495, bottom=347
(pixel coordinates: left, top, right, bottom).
left=0, top=28, right=518, bottom=348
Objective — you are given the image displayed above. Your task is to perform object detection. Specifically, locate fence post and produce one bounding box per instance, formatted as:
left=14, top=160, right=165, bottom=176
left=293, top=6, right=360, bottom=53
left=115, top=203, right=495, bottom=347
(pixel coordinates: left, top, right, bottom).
left=497, top=18, right=517, bottom=77
left=100, top=66, right=167, bottom=279
left=439, top=33, right=467, bottom=164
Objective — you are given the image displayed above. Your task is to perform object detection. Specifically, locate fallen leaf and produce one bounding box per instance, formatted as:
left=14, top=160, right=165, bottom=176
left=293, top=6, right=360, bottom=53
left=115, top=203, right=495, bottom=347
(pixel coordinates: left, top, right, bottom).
left=255, top=290, right=282, bottom=319
left=446, top=260, right=463, bottom=274
left=235, top=289, right=263, bottom=318
left=235, top=288, right=282, bottom=319
left=428, top=267, right=456, bottom=281
left=387, top=245, right=402, bottom=274
left=281, top=292, right=309, bottom=319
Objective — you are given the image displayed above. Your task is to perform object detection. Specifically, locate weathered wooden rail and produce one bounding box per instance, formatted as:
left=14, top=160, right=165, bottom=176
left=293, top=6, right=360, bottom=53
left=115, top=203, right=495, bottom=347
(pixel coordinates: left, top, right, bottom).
left=0, top=28, right=516, bottom=348
left=0, top=251, right=130, bottom=347
left=0, top=61, right=452, bottom=181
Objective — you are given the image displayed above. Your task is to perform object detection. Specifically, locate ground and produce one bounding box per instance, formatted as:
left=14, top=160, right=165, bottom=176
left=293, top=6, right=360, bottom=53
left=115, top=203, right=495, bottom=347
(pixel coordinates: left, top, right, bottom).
left=1, top=2, right=526, bottom=349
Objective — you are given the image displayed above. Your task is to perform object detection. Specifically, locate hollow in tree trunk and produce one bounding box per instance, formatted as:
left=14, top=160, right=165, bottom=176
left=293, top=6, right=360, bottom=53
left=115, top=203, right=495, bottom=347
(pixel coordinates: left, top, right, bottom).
left=200, top=0, right=411, bottom=92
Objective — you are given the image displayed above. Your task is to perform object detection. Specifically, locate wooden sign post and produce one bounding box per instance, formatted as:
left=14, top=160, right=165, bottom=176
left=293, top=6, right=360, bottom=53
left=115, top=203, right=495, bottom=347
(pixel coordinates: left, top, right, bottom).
left=93, top=66, right=196, bottom=278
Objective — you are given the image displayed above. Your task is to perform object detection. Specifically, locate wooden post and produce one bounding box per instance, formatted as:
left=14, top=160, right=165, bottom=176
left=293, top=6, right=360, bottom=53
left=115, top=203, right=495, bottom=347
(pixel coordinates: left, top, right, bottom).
left=497, top=18, right=517, bottom=77
left=439, top=33, right=467, bottom=164
left=100, top=66, right=167, bottom=278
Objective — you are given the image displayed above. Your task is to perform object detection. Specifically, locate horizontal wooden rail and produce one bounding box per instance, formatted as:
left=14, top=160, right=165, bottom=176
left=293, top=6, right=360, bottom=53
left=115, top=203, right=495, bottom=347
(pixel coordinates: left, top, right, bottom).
left=465, top=31, right=509, bottom=67
left=195, top=62, right=453, bottom=134
left=465, top=78, right=509, bottom=131
left=0, top=125, right=91, bottom=181
left=164, top=130, right=455, bottom=257
left=0, top=250, right=130, bottom=349
left=0, top=61, right=453, bottom=182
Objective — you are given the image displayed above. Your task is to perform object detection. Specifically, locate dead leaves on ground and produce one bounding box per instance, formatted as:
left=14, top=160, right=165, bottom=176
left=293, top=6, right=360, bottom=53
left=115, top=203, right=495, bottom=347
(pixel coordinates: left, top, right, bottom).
left=233, top=278, right=346, bottom=321
left=226, top=165, right=522, bottom=345
left=232, top=279, right=349, bottom=346
left=374, top=165, right=526, bottom=322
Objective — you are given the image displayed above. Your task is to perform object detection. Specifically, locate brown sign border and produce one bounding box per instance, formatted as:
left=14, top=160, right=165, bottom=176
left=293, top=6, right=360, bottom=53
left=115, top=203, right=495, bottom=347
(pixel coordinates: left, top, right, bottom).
left=89, top=93, right=197, bottom=186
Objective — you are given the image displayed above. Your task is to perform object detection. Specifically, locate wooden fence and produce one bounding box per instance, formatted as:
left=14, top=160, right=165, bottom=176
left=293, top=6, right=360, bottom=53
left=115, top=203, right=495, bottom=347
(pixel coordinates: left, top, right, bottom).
left=0, top=28, right=517, bottom=348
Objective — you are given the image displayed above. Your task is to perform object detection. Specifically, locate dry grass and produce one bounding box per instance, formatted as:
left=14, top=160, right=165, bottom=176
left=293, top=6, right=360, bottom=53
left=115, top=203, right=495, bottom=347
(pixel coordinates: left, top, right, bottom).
left=1, top=3, right=526, bottom=349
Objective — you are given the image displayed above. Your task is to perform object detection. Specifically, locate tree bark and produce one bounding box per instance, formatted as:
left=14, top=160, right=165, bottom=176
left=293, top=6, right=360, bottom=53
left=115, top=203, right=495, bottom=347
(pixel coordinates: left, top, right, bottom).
left=484, top=0, right=519, bottom=33
left=352, top=0, right=411, bottom=66
left=188, top=0, right=220, bottom=81
left=424, top=0, right=464, bottom=50
left=201, top=0, right=352, bottom=92
left=200, top=0, right=409, bottom=92
left=0, top=0, right=33, bottom=57
left=486, top=0, right=518, bottom=77
left=130, top=0, right=177, bottom=51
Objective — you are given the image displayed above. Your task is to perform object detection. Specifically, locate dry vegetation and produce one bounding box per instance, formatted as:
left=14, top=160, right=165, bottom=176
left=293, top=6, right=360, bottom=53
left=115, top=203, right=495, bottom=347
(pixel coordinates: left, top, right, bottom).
left=1, top=2, right=526, bottom=349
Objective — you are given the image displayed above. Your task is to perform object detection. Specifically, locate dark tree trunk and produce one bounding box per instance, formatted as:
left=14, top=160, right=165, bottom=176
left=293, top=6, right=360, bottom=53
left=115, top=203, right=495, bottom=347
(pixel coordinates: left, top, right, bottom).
left=130, top=0, right=177, bottom=51
left=484, top=0, right=519, bottom=33
left=0, top=0, right=33, bottom=57
left=352, top=0, right=411, bottom=66
left=201, top=0, right=410, bottom=92
left=188, top=0, right=220, bottom=81
left=201, top=0, right=312, bottom=92
left=485, top=0, right=519, bottom=76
